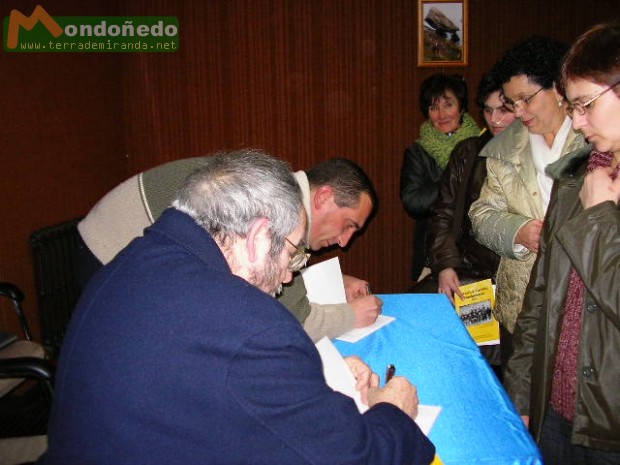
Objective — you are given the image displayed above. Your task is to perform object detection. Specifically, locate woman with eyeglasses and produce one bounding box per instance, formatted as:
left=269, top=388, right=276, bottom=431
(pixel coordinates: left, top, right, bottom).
left=504, top=23, right=620, bottom=464
left=469, top=37, right=586, bottom=373
left=400, top=73, right=480, bottom=284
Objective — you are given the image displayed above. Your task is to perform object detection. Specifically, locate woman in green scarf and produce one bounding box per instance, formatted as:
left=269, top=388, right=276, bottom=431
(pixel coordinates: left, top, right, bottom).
left=400, top=73, right=480, bottom=282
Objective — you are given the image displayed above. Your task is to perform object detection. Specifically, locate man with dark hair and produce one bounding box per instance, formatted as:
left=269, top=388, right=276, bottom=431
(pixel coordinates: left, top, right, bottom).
left=282, top=157, right=383, bottom=341
left=42, top=149, right=435, bottom=464
left=75, top=156, right=382, bottom=341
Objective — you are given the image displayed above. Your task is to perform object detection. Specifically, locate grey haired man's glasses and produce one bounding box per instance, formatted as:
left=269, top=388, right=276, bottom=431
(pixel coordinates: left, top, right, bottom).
left=285, top=238, right=311, bottom=272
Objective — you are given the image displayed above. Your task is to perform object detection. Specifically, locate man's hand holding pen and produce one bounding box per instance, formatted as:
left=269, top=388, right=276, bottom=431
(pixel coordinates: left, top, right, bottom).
left=343, top=274, right=372, bottom=301
left=347, top=358, right=419, bottom=421
left=342, top=275, right=383, bottom=328
left=368, top=373, right=420, bottom=421
left=350, top=295, right=383, bottom=327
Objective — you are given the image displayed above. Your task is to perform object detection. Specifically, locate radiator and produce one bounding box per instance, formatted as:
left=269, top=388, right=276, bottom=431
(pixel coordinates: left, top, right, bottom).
left=29, top=217, right=83, bottom=358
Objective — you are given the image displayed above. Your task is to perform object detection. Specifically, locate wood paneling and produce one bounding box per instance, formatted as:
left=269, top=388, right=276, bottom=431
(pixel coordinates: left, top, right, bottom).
left=2, top=0, right=618, bottom=337
left=0, top=1, right=126, bottom=337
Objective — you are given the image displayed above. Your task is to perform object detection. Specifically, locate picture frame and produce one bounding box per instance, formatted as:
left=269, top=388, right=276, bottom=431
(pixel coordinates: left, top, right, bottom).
left=417, top=0, right=468, bottom=67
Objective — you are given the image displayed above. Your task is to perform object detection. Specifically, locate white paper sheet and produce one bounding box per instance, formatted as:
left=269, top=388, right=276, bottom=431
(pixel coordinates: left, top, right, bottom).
left=316, top=337, right=441, bottom=435
left=301, top=257, right=395, bottom=342
left=415, top=405, right=442, bottom=436
left=315, top=336, right=367, bottom=412
left=335, top=315, right=396, bottom=343
left=300, top=257, right=346, bottom=304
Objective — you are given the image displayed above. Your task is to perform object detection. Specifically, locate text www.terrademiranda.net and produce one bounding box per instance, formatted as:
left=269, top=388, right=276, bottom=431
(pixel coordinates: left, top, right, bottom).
left=17, top=39, right=177, bottom=51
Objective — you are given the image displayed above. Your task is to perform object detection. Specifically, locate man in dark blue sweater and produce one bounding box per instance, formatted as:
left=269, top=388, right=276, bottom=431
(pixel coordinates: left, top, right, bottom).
left=40, top=149, right=434, bottom=465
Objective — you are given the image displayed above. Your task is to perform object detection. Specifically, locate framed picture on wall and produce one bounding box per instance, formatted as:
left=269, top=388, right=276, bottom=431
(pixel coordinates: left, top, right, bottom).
left=417, top=0, right=468, bottom=67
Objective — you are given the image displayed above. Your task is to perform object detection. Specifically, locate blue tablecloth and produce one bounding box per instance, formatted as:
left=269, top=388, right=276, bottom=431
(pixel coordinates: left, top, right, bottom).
left=334, top=294, right=542, bottom=465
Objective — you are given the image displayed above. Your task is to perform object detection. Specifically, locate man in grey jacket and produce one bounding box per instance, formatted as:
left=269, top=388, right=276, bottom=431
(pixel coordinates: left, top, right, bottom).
left=76, top=156, right=382, bottom=341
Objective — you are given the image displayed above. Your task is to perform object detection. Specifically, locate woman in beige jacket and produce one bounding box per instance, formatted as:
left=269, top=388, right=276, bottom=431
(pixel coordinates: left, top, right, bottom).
left=469, top=36, right=586, bottom=371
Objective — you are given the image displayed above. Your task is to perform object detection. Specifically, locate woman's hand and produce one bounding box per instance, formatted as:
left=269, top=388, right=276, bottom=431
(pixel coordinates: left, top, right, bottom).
left=437, top=267, right=463, bottom=304
left=515, top=219, right=544, bottom=253
left=580, top=166, right=620, bottom=209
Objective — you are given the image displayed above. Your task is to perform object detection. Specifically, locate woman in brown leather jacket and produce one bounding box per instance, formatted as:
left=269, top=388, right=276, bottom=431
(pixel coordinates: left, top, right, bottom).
left=412, top=71, right=515, bottom=299
left=410, top=71, right=515, bottom=375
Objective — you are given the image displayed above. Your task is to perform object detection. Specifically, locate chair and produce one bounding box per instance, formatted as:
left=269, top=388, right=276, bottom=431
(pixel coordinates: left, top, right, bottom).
left=0, top=282, right=55, bottom=464
left=29, top=217, right=83, bottom=359
left=0, top=357, right=54, bottom=435
left=0, top=356, right=52, bottom=464
left=0, top=283, right=32, bottom=342
left=0, top=282, right=45, bottom=398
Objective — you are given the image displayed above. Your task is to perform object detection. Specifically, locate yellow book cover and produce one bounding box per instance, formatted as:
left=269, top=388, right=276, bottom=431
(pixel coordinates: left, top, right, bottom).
left=453, top=279, right=499, bottom=345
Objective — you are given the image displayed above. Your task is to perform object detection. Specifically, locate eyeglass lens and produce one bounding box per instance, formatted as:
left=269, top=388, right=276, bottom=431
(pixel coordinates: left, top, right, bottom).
left=501, top=87, right=543, bottom=110
left=569, top=80, right=620, bottom=116
left=285, top=238, right=309, bottom=271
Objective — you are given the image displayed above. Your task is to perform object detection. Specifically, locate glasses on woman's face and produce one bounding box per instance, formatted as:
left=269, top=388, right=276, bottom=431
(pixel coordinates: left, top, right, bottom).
left=567, top=79, right=620, bottom=117
left=499, top=86, right=544, bottom=112
left=285, top=238, right=311, bottom=272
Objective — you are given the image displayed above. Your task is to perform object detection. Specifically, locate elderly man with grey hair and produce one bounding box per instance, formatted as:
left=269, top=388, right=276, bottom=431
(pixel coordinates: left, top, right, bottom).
left=41, top=149, right=435, bottom=465
left=75, top=156, right=383, bottom=342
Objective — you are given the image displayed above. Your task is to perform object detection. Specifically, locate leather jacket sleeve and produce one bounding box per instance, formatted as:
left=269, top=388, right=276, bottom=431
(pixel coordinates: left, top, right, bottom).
left=400, top=143, right=442, bottom=219
left=558, top=201, right=620, bottom=329
left=427, top=134, right=499, bottom=278
left=427, top=142, right=468, bottom=274
left=504, top=221, right=548, bottom=417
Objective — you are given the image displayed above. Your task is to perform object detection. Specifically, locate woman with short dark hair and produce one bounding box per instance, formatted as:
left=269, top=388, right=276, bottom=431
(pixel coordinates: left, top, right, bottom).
left=400, top=73, right=480, bottom=282
left=469, top=36, right=586, bottom=371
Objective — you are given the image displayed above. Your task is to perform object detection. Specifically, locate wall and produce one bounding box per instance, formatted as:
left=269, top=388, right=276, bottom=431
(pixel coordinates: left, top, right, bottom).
left=1, top=0, right=617, bottom=338
left=0, top=1, right=126, bottom=337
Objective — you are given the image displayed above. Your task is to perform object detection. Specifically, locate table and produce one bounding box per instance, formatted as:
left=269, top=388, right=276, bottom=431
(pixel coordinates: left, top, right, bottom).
left=334, top=294, right=542, bottom=465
